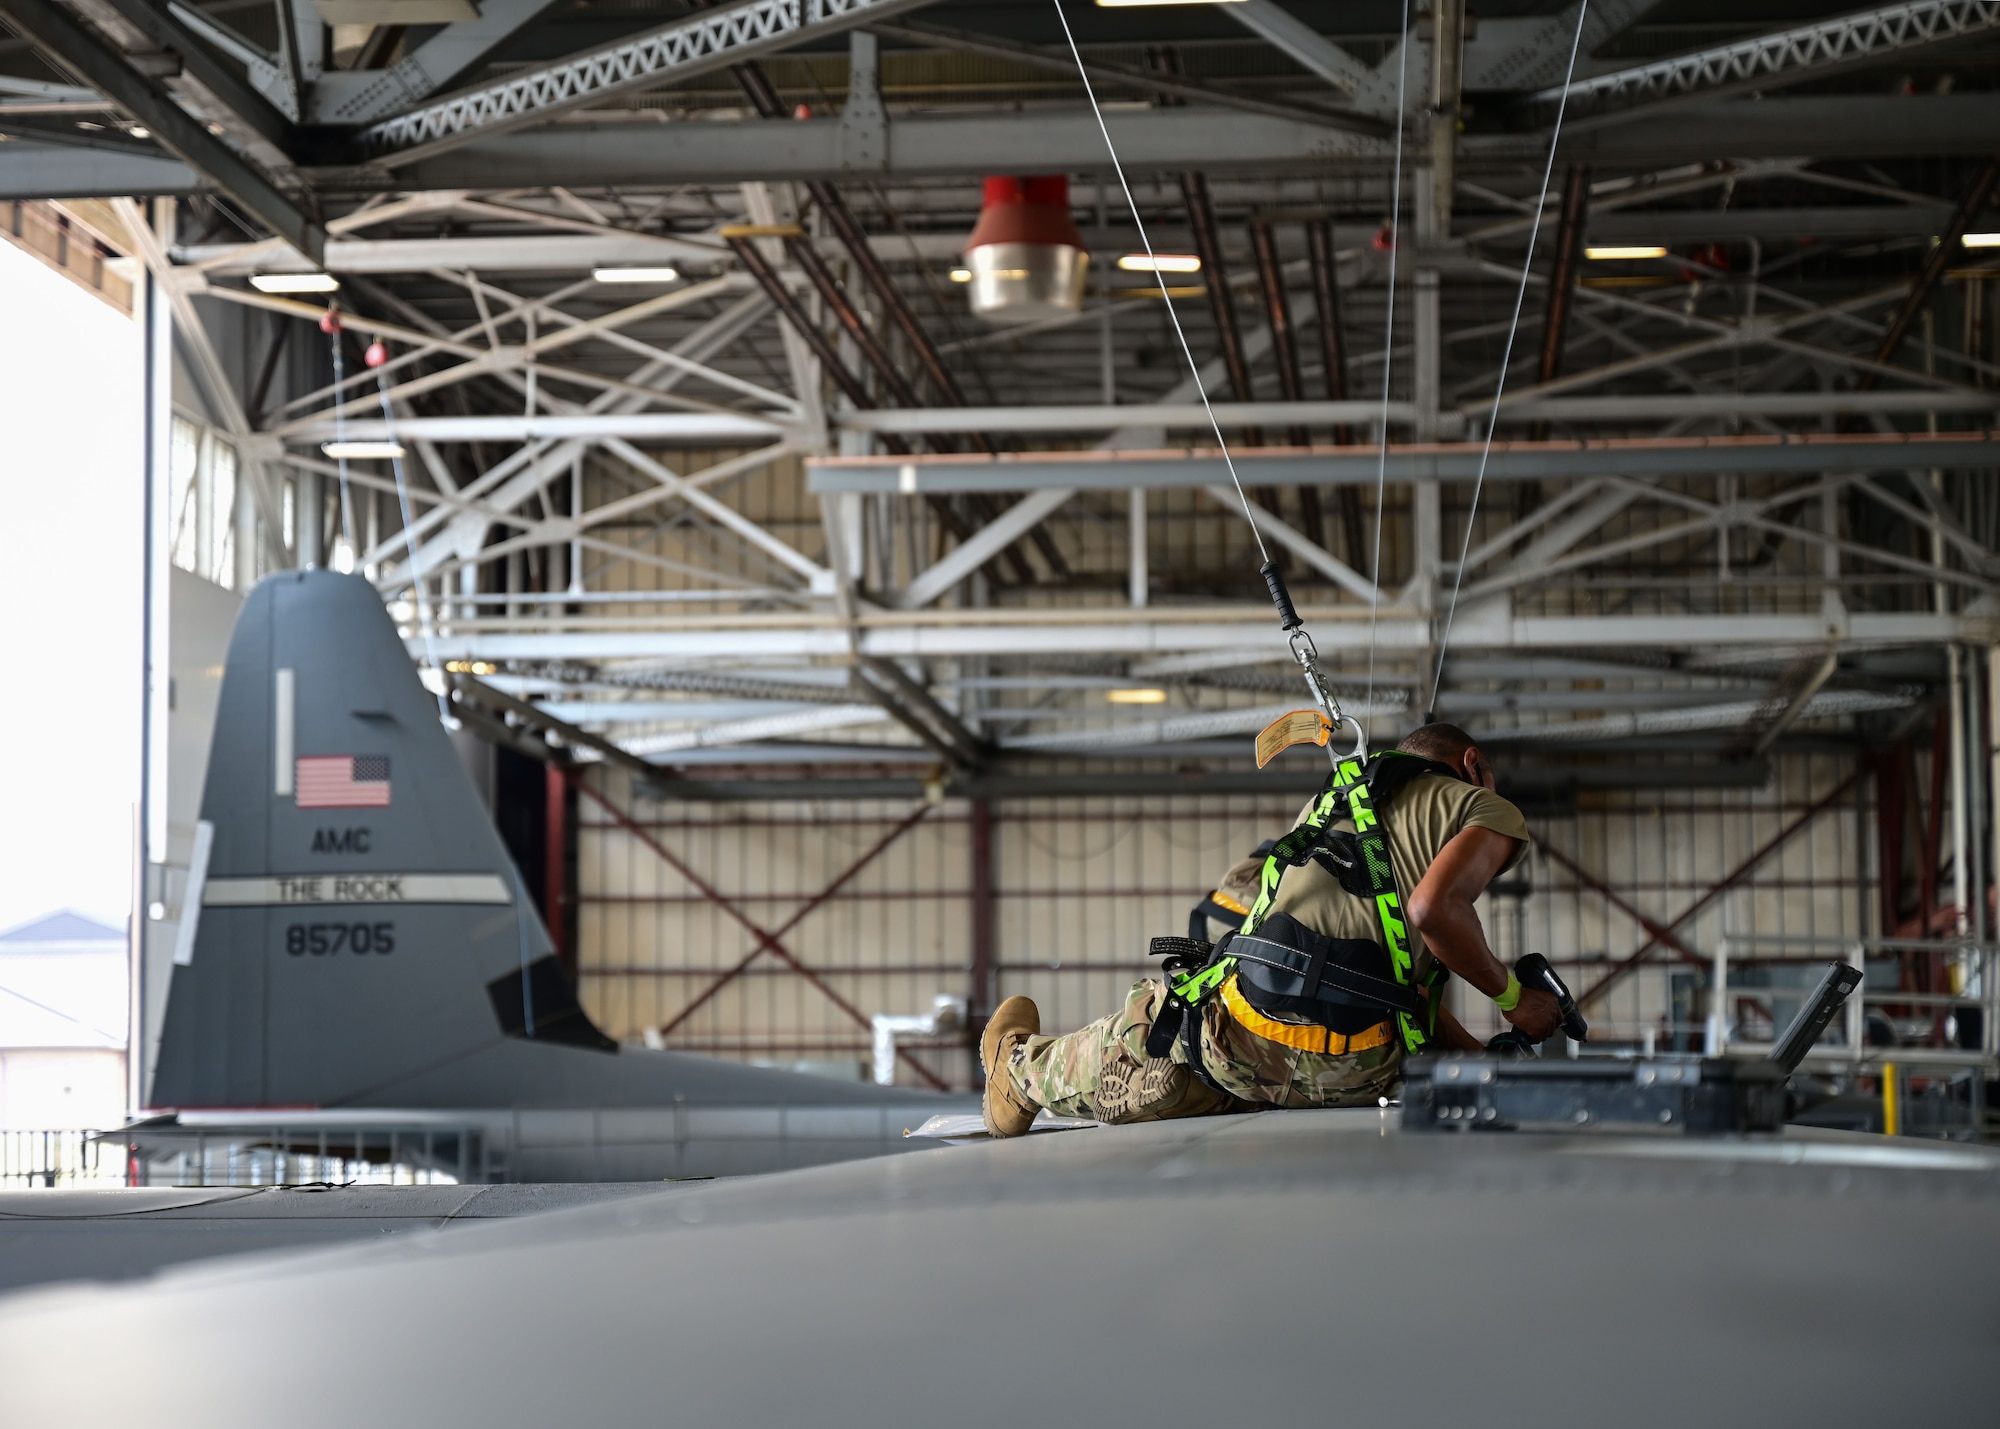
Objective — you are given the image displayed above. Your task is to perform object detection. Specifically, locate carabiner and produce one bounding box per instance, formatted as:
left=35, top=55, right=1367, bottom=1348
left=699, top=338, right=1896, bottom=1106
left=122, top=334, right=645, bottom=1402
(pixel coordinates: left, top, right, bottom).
left=1328, top=712, right=1368, bottom=763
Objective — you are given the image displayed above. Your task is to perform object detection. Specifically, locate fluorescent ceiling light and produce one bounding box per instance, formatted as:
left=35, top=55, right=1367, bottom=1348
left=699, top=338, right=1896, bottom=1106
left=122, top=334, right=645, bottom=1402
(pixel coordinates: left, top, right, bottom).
left=592, top=266, right=679, bottom=283
left=1964, top=232, right=2000, bottom=248
left=950, top=268, right=973, bottom=282
left=1583, top=245, right=1668, bottom=261
left=1096, top=0, right=1246, bottom=7
left=1118, top=253, right=1201, bottom=273
left=1106, top=688, right=1168, bottom=704
left=322, top=440, right=406, bottom=460
left=250, top=272, right=340, bottom=293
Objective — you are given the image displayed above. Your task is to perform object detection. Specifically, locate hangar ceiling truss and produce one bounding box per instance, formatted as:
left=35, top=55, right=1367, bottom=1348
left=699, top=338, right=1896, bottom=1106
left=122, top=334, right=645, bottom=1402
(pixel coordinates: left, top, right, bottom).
left=1, top=0, right=1997, bottom=770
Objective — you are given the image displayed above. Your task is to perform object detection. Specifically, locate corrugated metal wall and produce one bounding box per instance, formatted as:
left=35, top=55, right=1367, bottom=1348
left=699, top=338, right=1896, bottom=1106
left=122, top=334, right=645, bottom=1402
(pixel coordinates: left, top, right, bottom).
left=576, top=752, right=1872, bottom=1088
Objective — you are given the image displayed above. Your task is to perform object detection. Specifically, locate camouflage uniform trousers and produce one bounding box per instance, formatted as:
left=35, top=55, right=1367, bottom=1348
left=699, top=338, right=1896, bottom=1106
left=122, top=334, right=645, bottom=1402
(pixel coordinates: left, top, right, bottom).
left=1003, top=977, right=1402, bottom=1124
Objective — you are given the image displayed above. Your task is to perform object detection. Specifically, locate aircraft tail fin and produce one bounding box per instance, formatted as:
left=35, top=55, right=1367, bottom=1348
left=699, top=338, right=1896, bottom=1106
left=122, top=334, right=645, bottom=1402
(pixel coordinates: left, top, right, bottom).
left=149, top=571, right=608, bottom=1109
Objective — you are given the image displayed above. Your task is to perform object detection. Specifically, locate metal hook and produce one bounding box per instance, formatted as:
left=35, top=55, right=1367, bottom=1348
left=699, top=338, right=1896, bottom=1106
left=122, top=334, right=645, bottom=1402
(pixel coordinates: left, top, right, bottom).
left=1287, top=628, right=1366, bottom=766
left=1329, top=712, right=1368, bottom=763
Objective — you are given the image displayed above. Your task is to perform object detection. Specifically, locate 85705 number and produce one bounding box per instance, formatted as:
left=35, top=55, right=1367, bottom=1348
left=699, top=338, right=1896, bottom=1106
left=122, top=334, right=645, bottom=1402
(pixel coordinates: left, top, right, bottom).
left=286, top=922, right=396, bottom=956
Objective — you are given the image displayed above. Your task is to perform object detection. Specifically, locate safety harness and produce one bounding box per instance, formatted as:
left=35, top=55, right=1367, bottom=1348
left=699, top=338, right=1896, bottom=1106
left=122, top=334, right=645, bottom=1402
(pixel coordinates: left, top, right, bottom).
left=1184, top=838, right=1273, bottom=940
left=1146, top=750, right=1461, bottom=1092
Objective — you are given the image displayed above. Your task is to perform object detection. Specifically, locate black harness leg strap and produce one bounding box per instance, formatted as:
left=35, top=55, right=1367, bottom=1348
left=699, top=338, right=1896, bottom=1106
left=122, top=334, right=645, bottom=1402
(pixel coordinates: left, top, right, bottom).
left=1180, top=999, right=1230, bottom=1095
left=1144, top=994, right=1183, bottom=1060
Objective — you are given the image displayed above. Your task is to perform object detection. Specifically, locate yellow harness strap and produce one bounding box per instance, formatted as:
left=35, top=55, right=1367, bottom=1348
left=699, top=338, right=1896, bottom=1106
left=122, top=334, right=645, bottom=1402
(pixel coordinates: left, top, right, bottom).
left=1219, top=974, right=1392, bottom=1056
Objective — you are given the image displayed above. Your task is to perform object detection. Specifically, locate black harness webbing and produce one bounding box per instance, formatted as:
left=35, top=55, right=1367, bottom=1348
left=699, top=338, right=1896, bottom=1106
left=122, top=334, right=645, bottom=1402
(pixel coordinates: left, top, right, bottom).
left=1229, top=914, right=1420, bottom=1019
left=1147, top=752, right=1461, bottom=1086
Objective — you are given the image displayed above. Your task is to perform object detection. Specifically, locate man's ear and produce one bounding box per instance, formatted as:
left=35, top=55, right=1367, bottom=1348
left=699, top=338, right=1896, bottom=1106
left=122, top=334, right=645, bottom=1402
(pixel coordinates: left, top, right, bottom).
left=1463, top=747, right=1497, bottom=791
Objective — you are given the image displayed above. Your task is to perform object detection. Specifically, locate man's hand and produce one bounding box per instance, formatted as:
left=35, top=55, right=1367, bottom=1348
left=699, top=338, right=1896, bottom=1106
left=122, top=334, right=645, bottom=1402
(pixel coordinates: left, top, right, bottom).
left=1504, top=987, right=1563, bottom=1042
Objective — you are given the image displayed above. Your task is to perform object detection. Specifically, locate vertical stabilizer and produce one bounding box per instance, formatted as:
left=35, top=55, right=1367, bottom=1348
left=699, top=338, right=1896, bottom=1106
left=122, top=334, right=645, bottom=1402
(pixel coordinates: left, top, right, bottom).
left=149, top=572, right=599, bottom=1109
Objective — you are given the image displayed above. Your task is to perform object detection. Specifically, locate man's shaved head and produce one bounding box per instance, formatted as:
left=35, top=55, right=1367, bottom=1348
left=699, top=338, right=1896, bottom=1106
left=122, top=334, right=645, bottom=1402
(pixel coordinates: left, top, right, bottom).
left=1397, top=722, right=1479, bottom=766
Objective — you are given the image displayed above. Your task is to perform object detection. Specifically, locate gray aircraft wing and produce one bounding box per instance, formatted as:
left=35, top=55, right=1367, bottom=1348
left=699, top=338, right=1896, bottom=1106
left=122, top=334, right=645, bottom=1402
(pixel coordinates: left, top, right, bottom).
left=2, top=1111, right=1994, bottom=1426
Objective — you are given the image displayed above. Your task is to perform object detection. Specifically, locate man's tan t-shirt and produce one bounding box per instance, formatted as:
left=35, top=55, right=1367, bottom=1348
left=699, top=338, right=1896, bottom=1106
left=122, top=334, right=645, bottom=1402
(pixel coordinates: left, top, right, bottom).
left=1264, top=772, right=1529, bottom=980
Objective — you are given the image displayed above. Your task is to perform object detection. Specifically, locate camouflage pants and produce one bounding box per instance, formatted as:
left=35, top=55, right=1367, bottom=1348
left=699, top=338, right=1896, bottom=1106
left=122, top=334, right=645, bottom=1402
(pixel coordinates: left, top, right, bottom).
left=1004, top=978, right=1402, bottom=1124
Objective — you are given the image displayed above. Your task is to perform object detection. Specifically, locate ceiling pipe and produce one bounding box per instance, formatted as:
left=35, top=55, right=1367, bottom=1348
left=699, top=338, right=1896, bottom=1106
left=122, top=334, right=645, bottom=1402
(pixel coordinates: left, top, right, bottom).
left=722, top=233, right=907, bottom=458
left=1859, top=153, right=1999, bottom=391
left=1248, top=218, right=1309, bottom=446
left=1148, top=48, right=1257, bottom=424
left=1305, top=216, right=1364, bottom=567
left=1531, top=163, right=1591, bottom=444
left=1249, top=217, right=1321, bottom=550
left=1177, top=174, right=1255, bottom=410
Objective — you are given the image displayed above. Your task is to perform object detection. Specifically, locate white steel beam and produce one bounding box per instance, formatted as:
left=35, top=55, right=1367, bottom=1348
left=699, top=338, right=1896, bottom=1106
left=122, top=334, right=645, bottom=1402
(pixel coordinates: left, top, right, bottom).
left=810, top=433, right=2000, bottom=494
left=1221, top=0, right=1400, bottom=115
left=1488, top=485, right=1641, bottom=578
left=621, top=703, right=888, bottom=754
left=435, top=443, right=809, bottom=577
left=442, top=270, right=801, bottom=416
left=213, top=280, right=751, bottom=427
left=409, top=610, right=1993, bottom=664
left=1502, top=391, right=2000, bottom=422
left=310, top=0, right=562, bottom=123
left=1000, top=697, right=1408, bottom=753
left=175, top=233, right=730, bottom=274
left=1204, top=486, right=1383, bottom=605
left=380, top=105, right=1390, bottom=189
left=366, top=291, right=773, bottom=577
left=291, top=413, right=792, bottom=443
left=1480, top=690, right=1913, bottom=743
left=1449, top=479, right=1610, bottom=574
left=848, top=400, right=1418, bottom=435
left=601, top=438, right=832, bottom=587
left=1461, top=0, right=1658, bottom=90
left=895, top=487, right=1075, bottom=609
left=357, top=0, right=948, bottom=163
left=1535, top=0, right=2000, bottom=117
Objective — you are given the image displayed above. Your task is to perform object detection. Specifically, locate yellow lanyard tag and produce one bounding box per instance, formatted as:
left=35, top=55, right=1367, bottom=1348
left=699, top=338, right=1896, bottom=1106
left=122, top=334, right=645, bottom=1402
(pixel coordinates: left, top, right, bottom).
left=1255, top=709, right=1332, bottom=768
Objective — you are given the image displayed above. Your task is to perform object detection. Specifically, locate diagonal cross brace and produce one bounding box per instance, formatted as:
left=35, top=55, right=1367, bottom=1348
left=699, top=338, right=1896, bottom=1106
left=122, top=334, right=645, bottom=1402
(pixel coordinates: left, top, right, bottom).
left=0, top=0, right=323, bottom=261
left=1544, top=766, right=1862, bottom=1010
left=578, top=781, right=948, bottom=1088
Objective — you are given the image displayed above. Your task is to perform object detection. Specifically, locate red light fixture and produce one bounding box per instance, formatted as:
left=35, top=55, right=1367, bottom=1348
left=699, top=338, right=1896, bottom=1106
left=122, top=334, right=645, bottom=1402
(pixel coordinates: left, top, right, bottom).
left=961, top=175, right=1089, bottom=325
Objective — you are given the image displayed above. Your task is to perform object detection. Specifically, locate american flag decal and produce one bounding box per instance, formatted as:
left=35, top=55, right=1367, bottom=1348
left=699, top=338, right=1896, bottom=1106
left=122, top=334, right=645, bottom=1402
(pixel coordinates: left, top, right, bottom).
left=296, top=755, right=391, bottom=809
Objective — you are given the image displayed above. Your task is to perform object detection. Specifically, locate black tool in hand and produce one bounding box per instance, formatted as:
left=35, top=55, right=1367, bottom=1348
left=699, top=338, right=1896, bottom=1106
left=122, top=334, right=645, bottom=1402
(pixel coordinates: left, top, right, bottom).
left=1485, top=953, right=1588, bottom=1054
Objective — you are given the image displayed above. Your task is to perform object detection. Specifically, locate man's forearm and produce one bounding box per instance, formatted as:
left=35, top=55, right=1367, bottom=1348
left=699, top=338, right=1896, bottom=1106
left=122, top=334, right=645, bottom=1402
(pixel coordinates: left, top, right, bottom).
left=1412, top=898, right=1508, bottom=996
left=1405, top=826, right=1523, bottom=1002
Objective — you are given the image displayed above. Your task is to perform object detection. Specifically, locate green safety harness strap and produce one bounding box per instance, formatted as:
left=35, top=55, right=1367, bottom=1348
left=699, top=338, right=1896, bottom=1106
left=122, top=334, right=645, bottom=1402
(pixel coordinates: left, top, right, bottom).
left=1161, top=751, right=1454, bottom=1058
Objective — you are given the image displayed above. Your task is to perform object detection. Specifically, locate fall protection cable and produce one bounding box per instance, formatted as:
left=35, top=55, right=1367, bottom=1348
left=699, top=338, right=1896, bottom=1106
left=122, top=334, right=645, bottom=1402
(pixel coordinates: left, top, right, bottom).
left=1049, top=1, right=1266, bottom=567
left=321, top=313, right=453, bottom=722
left=1050, top=0, right=1381, bottom=757
left=325, top=314, right=524, bottom=990
left=1366, top=0, right=1414, bottom=717
left=1428, top=0, right=1592, bottom=714
left=374, top=366, right=454, bottom=724
left=325, top=317, right=357, bottom=560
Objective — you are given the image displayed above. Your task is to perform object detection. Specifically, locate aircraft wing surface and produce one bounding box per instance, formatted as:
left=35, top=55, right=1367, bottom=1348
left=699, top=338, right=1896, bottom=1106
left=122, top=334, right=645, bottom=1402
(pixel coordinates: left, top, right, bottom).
left=3, top=1111, right=1994, bottom=1426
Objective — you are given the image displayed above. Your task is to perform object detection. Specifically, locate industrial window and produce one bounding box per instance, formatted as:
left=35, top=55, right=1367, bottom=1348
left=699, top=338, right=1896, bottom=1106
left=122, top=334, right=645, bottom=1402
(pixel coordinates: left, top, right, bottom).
left=167, top=415, right=241, bottom=589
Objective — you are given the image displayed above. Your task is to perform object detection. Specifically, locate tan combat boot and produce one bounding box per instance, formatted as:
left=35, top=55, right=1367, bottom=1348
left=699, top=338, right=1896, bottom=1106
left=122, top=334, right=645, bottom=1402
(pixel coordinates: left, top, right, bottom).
left=980, top=995, right=1041, bottom=1138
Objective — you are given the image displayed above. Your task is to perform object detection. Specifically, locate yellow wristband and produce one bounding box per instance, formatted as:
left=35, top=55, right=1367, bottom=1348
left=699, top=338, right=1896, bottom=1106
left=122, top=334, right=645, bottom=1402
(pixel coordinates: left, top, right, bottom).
left=1492, top=972, right=1522, bottom=1013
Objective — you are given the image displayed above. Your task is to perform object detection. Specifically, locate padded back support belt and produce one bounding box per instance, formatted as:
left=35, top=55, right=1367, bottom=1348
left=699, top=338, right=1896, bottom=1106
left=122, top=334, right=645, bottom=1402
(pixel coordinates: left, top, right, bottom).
left=1228, top=911, right=1418, bottom=1035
